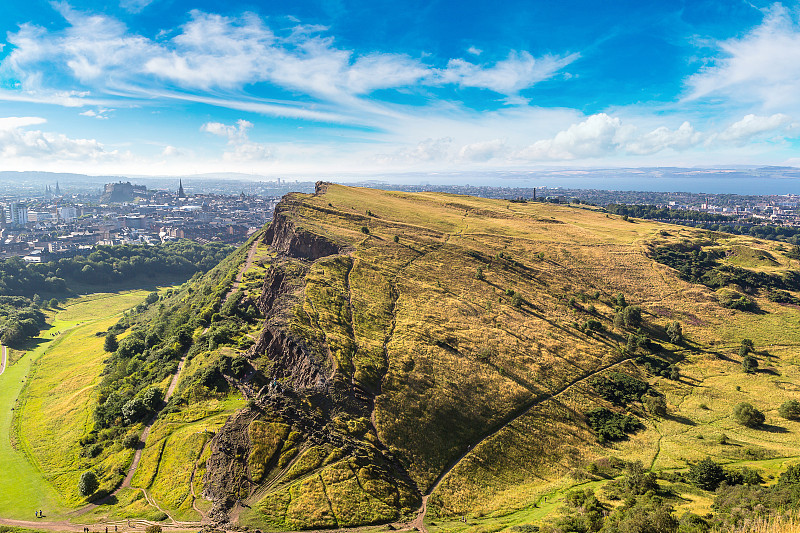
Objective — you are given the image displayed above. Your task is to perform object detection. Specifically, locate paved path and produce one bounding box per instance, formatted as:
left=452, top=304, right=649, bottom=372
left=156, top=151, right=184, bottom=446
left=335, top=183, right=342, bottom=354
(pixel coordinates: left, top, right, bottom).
left=0, top=345, right=6, bottom=376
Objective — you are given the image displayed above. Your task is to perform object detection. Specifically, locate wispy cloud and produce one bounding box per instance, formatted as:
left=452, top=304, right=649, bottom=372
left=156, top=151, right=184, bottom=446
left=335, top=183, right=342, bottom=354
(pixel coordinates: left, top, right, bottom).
left=686, top=4, right=800, bottom=110
left=1, top=4, right=577, bottom=113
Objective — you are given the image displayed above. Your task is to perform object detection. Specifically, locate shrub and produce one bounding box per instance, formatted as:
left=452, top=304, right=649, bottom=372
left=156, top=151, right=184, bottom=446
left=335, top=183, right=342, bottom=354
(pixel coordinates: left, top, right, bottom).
left=512, top=293, right=523, bottom=308
left=475, top=267, right=485, bottom=281
left=123, top=432, right=140, bottom=449
left=643, top=393, right=668, bottom=417
left=145, top=526, right=162, bottom=533
left=779, top=399, right=800, bottom=420
left=742, top=354, right=758, bottom=373
left=103, top=332, right=118, bottom=352
left=688, top=458, right=726, bottom=491
left=666, top=321, right=682, bottom=343
left=590, top=372, right=649, bottom=406
left=733, top=402, right=765, bottom=428
left=622, top=305, right=642, bottom=328
left=78, top=471, right=99, bottom=496
left=360, top=226, right=370, bottom=234
left=778, top=463, right=800, bottom=485
left=585, top=408, right=643, bottom=443
left=393, top=235, right=399, bottom=243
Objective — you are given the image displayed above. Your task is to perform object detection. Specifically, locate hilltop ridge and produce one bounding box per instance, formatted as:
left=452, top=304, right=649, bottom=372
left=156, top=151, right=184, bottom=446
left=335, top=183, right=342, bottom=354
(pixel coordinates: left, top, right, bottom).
left=13, top=182, right=800, bottom=531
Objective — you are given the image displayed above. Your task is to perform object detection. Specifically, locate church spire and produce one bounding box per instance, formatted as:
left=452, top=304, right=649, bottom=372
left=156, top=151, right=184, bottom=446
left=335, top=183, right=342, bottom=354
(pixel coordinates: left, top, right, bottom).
left=177, top=179, right=186, bottom=198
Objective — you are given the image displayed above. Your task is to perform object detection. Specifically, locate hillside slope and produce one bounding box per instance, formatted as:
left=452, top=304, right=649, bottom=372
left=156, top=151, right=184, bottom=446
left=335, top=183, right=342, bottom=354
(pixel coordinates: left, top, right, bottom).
left=73, top=183, right=800, bottom=530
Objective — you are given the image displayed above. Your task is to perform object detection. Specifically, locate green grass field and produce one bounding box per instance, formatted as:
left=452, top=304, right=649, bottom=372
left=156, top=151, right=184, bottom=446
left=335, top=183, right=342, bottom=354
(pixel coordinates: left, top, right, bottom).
left=0, top=289, right=160, bottom=519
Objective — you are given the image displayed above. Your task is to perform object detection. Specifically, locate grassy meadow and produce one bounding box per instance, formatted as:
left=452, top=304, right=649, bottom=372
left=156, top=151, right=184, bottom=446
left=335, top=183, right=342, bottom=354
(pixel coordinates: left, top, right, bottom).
left=0, top=289, right=167, bottom=519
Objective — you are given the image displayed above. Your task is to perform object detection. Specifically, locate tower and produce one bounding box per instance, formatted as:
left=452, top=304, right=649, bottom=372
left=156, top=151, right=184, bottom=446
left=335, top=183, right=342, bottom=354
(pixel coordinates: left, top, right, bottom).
left=177, top=179, right=186, bottom=199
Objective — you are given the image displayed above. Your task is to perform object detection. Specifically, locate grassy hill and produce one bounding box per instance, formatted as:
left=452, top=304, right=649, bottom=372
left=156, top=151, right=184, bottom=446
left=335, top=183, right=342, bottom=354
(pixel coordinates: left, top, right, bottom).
left=11, top=183, right=800, bottom=532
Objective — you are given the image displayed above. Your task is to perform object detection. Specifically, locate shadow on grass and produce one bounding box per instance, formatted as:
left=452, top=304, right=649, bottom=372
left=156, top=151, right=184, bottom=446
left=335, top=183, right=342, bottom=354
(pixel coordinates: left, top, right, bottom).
left=760, top=423, right=789, bottom=434
left=666, top=413, right=696, bottom=426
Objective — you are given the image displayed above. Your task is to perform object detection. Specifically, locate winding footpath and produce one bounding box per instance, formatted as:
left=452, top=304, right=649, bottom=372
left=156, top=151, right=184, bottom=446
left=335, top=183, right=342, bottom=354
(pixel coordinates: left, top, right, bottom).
left=408, top=355, right=636, bottom=532
left=0, top=345, right=6, bottom=377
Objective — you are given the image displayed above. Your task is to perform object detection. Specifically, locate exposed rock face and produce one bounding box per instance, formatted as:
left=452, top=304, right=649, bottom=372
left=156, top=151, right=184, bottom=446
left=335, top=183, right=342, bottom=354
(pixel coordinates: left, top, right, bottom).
left=250, top=326, right=330, bottom=390
left=203, top=408, right=260, bottom=525
left=264, top=210, right=340, bottom=260
left=202, top=190, right=419, bottom=528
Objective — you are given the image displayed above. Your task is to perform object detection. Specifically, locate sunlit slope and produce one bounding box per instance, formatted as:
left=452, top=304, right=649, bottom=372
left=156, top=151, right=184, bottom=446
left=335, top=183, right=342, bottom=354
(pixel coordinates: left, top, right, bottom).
left=232, top=184, right=800, bottom=527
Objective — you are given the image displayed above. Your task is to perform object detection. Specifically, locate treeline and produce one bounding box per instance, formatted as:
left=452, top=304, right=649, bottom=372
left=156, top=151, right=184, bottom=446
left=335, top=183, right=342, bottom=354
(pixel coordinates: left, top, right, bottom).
left=83, top=241, right=259, bottom=458
left=607, top=204, right=800, bottom=244
left=651, top=244, right=800, bottom=310
left=0, top=295, right=46, bottom=346
left=533, top=457, right=800, bottom=532
left=0, top=240, right=234, bottom=297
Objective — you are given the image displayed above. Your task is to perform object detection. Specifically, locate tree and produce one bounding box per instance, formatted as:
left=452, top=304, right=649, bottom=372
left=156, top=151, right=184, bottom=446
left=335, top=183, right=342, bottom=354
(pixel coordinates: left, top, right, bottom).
left=665, top=321, right=682, bottom=344
left=779, top=399, right=800, bottom=420
left=742, top=354, right=758, bottom=374
left=48, top=298, right=59, bottom=308
left=733, top=402, right=765, bottom=428
left=475, top=267, right=485, bottom=281
left=122, top=397, right=147, bottom=424
left=643, top=393, right=668, bottom=417
left=688, top=458, right=726, bottom=491
left=622, top=305, right=642, bottom=328
left=104, top=332, right=118, bottom=352
left=622, top=461, right=659, bottom=495
left=78, top=471, right=99, bottom=496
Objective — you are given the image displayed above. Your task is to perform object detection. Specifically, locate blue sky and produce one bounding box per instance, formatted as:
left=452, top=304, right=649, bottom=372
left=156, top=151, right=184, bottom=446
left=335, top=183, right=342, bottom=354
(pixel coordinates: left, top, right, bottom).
left=0, top=0, right=799, bottom=177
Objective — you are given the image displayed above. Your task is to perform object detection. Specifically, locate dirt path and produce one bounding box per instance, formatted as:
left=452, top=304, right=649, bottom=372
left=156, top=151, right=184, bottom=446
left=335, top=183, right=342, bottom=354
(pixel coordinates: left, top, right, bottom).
left=224, top=239, right=261, bottom=303
left=0, top=345, right=6, bottom=376
left=73, top=351, right=190, bottom=518
left=409, top=355, right=635, bottom=532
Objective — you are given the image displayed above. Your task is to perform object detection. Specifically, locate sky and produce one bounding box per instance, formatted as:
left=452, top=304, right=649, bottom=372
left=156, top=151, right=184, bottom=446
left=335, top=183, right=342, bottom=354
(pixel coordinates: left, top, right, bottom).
left=1, top=0, right=800, bottom=178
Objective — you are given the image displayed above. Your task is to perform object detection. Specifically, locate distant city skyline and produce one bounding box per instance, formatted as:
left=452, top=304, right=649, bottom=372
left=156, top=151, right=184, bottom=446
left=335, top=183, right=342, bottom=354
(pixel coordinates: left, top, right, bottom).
left=1, top=0, right=800, bottom=177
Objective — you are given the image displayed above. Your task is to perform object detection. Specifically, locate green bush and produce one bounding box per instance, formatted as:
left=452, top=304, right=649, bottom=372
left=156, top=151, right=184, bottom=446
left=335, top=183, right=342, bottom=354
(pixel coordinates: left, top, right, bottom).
left=78, top=471, right=99, bottom=496
left=733, top=402, right=765, bottom=428
left=779, top=399, right=800, bottom=420
left=585, top=408, right=643, bottom=443
left=688, top=458, right=726, bottom=491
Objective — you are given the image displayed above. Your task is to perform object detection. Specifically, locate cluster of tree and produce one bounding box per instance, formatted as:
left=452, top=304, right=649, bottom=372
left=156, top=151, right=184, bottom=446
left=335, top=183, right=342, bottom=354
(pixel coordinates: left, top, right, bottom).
left=651, top=244, right=800, bottom=303
left=711, top=463, right=800, bottom=529
left=84, top=245, right=256, bottom=456
left=0, top=241, right=233, bottom=297
left=606, top=204, right=735, bottom=223
left=542, top=461, right=703, bottom=533
left=607, top=204, right=800, bottom=244
left=0, top=295, right=46, bottom=346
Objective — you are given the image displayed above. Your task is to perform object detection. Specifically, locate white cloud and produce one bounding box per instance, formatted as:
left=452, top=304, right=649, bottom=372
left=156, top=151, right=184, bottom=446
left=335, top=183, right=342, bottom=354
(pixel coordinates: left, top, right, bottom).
left=376, top=137, right=453, bottom=164
left=467, top=46, right=482, bottom=56
left=517, top=113, right=631, bottom=160
left=1, top=5, right=576, bottom=108
left=161, top=145, right=180, bottom=157
left=0, top=116, right=47, bottom=130
left=458, top=139, right=508, bottom=161
left=625, top=122, right=701, bottom=155
left=514, top=114, right=705, bottom=161
left=712, top=113, right=792, bottom=145
left=119, top=0, right=156, bottom=14
left=435, top=51, right=579, bottom=95
left=80, top=107, right=112, bottom=119
left=687, top=4, right=800, bottom=109
left=0, top=115, right=118, bottom=161
left=201, top=119, right=272, bottom=161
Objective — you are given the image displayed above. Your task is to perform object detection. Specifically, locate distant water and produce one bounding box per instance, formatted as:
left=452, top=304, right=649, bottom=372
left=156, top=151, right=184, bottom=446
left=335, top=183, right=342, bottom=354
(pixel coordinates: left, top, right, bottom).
left=372, top=170, right=800, bottom=195
left=515, top=176, right=800, bottom=195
